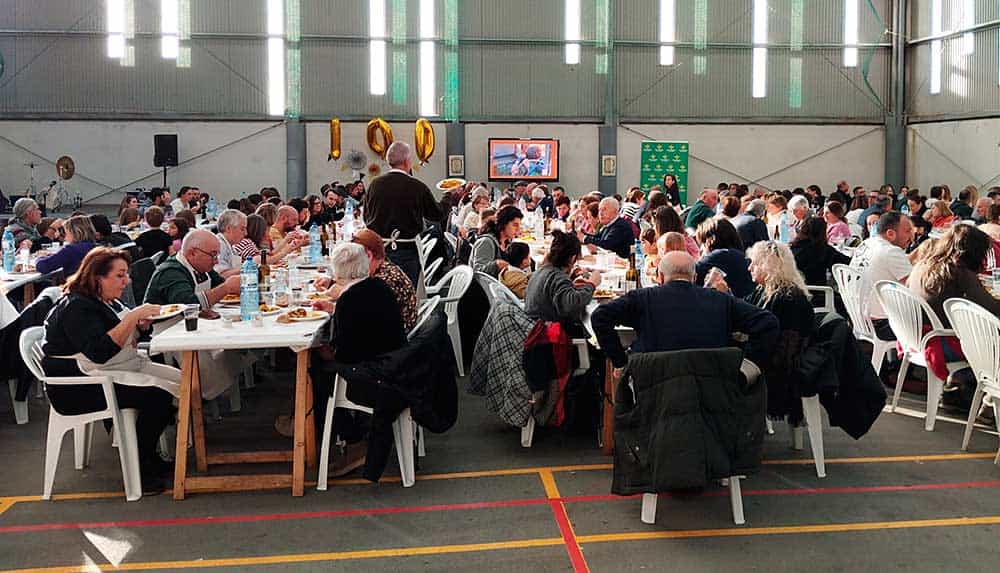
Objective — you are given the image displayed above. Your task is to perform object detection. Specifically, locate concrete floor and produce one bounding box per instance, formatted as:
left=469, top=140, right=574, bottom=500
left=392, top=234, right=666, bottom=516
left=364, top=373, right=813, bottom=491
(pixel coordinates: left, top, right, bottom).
left=1, top=360, right=1000, bottom=573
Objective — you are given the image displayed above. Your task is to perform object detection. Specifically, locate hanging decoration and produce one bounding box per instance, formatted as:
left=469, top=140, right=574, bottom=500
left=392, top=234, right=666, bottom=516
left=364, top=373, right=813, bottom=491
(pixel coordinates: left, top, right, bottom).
left=327, top=118, right=341, bottom=161
left=366, top=118, right=394, bottom=159
left=343, top=149, right=368, bottom=176
left=414, top=118, right=435, bottom=164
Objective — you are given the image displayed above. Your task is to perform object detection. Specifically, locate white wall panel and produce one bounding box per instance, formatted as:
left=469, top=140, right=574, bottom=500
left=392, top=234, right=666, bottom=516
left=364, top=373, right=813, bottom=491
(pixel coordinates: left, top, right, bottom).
left=907, top=118, right=1000, bottom=191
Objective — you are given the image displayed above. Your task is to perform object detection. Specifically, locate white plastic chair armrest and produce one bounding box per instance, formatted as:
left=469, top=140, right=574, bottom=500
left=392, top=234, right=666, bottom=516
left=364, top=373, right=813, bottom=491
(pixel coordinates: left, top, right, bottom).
left=438, top=295, right=463, bottom=304
left=571, top=338, right=590, bottom=374
left=42, top=375, right=113, bottom=386
left=425, top=284, right=445, bottom=296
left=919, top=328, right=957, bottom=350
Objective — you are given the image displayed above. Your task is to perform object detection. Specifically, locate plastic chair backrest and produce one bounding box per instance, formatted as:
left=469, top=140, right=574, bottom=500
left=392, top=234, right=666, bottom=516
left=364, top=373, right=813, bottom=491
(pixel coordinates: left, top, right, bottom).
left=476, top=271, right=503, bottom=307
left=944, top=298, right=1000, bottom=394
left=441, top=265, right=473, bottom=317
left=410, top=296, right=440, bottom=340
left=129, top=257, right=157, bottom=304
left=18, top=326, right=47, bottom=382
left=150, top=251, right=166, bottom=265
left=489, top=282, right=523, bottom=309
left=874, top=280, right=944, bottom=353
left=419, top=237, right=438, bottom=267
left=423, top=257, right=444, bottom=286
left=832, top=264, right=876, bottom=340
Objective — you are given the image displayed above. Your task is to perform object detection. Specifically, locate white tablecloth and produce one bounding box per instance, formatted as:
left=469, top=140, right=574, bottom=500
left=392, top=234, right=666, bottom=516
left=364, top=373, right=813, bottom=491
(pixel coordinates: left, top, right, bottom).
left=149, top=309, right=328, bottom=354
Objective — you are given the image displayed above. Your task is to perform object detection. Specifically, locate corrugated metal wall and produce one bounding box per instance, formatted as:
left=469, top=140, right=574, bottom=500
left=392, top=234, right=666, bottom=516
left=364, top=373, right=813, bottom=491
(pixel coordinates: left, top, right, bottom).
left=908, top=0, right=1000, bottom=119
left=0, top=0, right=892, bottom=121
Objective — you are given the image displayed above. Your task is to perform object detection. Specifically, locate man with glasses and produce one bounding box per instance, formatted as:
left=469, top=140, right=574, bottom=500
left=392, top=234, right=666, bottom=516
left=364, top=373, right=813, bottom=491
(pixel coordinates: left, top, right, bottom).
left=144, top=229, right=244, bottom=400
left=4, top=198, right=43, bottom=248
left=214, top=209, right=248, bottom=278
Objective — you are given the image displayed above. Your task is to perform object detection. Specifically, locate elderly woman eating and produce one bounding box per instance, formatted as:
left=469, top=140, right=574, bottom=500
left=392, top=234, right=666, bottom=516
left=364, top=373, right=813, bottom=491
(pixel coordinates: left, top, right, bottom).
left=309, top=242, right=408, bottom=477
left=42, top=247, right=179, bottom=494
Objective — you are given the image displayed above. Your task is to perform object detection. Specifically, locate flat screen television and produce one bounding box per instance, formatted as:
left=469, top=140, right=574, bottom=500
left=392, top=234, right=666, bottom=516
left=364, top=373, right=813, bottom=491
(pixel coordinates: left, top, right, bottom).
left=488, top=138, right=560, bottom=182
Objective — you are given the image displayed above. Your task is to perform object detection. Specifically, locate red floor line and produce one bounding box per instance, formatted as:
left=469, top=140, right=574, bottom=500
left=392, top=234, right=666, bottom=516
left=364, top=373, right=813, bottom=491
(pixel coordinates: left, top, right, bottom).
left=4, top=479, right=999, bottom=535
left=0, top=498, right=550, bottom=534
left=549, top=500, right=590, bottom=573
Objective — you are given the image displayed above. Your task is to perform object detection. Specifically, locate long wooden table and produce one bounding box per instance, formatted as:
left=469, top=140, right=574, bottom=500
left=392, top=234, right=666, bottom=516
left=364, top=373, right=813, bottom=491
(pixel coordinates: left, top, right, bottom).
left=150, top=310, right=327, bottom=498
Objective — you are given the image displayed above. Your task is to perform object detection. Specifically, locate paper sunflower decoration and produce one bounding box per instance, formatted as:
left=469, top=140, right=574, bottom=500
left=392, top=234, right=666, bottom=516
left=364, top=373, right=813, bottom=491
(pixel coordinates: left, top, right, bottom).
left=367, top=163, right=382, bottom=178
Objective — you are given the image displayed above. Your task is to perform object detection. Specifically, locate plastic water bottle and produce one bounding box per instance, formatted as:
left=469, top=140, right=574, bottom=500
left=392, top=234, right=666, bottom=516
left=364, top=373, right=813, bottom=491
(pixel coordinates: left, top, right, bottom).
left=534, top=211, right=544, bottom=238
left=518, top=196, right=527, bottom=213
left=240, top=258, right=260, bottom=321
left=343, top=201, right=355, bottom=240
left=992, top=268, right=1000, bottom=296
left=308, top=224, right=322, bottom=263
left=778, top=212, right=791, bottom=243
left=206, top=197, right=218, bottom=220
left=1, top=230, right=14, bottom=273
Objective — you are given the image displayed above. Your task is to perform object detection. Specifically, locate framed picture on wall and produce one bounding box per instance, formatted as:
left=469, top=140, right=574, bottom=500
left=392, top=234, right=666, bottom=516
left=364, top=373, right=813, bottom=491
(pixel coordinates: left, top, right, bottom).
left=601, top=155, right=617, bottom=177
left=448, top=155, right=465, bottom=177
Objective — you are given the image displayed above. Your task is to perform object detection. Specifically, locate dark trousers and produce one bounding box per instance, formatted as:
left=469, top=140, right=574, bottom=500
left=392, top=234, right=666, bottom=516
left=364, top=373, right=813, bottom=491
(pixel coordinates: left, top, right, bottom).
left=872, top=318, right=896, bottom=341
left=46, top=384, right=175, bottom=472
left=386, top=247, right=421, bottom=288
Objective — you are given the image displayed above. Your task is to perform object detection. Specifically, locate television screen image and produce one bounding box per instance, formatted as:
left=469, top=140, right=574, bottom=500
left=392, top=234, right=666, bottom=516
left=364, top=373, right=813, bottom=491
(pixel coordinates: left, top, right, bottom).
left=488, top=139, right=559, bottom=181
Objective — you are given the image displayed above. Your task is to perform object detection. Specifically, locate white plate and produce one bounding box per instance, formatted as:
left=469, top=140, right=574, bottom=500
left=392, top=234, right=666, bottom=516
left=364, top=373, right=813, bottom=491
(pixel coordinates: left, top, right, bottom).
left=284, top=309, right=329, bottom=322
left=436, top=178, right=466, bottom=192
left=258, top=306, right=283, bottom=316
left=150, top=305, right=186, bottom=321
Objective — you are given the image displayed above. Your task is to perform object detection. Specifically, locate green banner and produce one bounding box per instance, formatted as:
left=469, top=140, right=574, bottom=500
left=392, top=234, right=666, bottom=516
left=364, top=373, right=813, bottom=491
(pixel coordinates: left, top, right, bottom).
left=640, top=141, right=689, bottom=206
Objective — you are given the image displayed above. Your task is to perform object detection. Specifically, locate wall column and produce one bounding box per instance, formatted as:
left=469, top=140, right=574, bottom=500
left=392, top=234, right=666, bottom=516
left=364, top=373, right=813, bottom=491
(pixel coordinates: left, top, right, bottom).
left=885, top=0, right=907, bottom=188
left=285, top=118, right=306, bottom=199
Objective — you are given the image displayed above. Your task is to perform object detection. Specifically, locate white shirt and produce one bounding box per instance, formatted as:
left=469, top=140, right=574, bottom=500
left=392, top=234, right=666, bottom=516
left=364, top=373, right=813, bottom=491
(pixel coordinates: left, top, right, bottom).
left=170, top=198, right=188, bottom=215
left=214, top=233, right=239, bottom=275
left=850, top=236, right=912, bottom=319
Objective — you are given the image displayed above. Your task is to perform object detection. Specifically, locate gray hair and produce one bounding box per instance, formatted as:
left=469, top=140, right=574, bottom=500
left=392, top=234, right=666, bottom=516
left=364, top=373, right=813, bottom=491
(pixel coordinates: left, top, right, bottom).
left=788, top=195, right=809, bottom=212
left=181, top=228, right=216, bottom=254
left=13, top=198, right=38, bottom=220
left=331, top=242, right=370, bottom=281
left=657, top=251, right=696, bottom=281
left=63, top=215, right=97, bottom=243
left=385, top=141, right=412, bottom=168
left=216, top=209, right=247, bottom=233
left=747, top=199, right=767, bottom=218
left=599, top=197, right=620, bottom=212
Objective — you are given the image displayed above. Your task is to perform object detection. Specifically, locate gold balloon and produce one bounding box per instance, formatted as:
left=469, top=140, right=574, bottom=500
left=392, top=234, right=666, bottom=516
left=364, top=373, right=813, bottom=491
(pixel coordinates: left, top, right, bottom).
left=414, top=118, right=435, bottom=164
left=366, top=118, right=393, bottom=159
left=327, top=118, right=341, bottom=162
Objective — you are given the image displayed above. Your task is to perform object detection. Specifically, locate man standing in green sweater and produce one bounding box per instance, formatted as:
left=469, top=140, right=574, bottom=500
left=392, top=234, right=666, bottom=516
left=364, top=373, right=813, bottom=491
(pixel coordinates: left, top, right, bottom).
left=684, top=188, right=719, bottom=231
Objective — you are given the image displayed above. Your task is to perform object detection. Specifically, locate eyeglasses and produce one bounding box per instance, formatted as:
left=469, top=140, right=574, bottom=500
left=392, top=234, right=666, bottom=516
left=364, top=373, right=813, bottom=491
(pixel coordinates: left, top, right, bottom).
left=193, top=247, right=220, bottom=261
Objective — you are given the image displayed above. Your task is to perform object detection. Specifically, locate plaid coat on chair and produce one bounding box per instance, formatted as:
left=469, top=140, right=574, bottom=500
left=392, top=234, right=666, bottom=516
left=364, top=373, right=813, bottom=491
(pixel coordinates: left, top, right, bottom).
left=467, top=301, right=535, bottom=427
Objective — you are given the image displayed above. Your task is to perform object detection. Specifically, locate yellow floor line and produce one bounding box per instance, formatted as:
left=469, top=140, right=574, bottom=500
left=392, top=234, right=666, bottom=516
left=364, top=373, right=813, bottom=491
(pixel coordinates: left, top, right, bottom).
left=7, top=515, right=1000, bottom=572
left=1, top=453, right=993, bottom=514
left=1, top=537, right=567, bottom=573
left=577, top=515, right=1000, bottom=543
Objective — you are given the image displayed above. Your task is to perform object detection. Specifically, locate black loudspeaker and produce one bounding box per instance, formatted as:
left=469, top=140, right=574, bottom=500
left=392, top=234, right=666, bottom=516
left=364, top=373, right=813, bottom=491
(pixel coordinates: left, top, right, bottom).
left=153, top=134, right=178, bottom=167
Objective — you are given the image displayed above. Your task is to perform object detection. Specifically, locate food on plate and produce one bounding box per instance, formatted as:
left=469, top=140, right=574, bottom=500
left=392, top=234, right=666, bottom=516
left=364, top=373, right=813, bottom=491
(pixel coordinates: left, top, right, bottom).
left=594, top=288, right=615, bottom=298
left=220, top=294, right=241, bottom=303
left=160, top=304, right=183, bottom=316
left=438, top=178, right=463, bottom=189
left=286, top=308, right=308, bottom=319
left=12, top=263, right=35, bottom=273
left=259, top=304, right=279, bottom=313
left=307, top=292, right=331, bottom=301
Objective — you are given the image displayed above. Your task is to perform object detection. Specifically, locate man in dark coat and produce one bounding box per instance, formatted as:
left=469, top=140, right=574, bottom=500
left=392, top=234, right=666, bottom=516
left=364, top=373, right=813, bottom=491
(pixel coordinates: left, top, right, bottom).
left=578, top=197, right=634, bottom=259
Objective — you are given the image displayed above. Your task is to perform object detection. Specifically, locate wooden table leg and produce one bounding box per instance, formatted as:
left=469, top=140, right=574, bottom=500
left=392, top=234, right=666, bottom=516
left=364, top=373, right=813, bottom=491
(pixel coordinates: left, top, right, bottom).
left=22, top=282, right=34, bottom=307
left=304, top=352, right=316, bottom=469
left=173, top=351, right=195, bottom=500
left=292, top=350, right=309, bottom=496
left=189, top=352, right=208, bottom=472
left=600, top=358, right=617, bottom=456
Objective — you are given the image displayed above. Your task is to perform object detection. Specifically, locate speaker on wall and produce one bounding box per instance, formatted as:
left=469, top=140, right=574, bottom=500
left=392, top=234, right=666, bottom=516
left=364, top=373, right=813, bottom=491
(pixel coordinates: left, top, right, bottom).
left=153, top=134, right=178, bottom=167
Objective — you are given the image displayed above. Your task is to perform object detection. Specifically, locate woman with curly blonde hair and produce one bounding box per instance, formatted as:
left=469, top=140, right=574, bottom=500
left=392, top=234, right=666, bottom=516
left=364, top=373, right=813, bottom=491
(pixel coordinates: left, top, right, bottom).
left=746, top=241, right=814, bottom=423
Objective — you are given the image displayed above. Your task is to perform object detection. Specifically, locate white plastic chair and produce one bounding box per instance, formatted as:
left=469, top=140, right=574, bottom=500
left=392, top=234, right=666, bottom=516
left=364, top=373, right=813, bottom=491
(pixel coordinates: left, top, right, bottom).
left=944, top=298, right=1000, bottom=459
left=787, top=395, right=826, bottom=478
left=875, top=281, right=968, bottom=431
left=317, top=297, right=440, bottom=491
left=642, top=477, right=746, bottom=526
left=832, top=264, right=895, bottom=375
left=444, top=231, right=458, bottom=252
left=806, top=285, right=835, bottom=314
left=423, top=257, right=444, bottom=289
left=488, top=282, right=525, bottom=310
left=425, top=266, right=473, bottom=377
left=18, top=327, right=143, bottom=501
left=418, top=236, right=438, bottom=270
